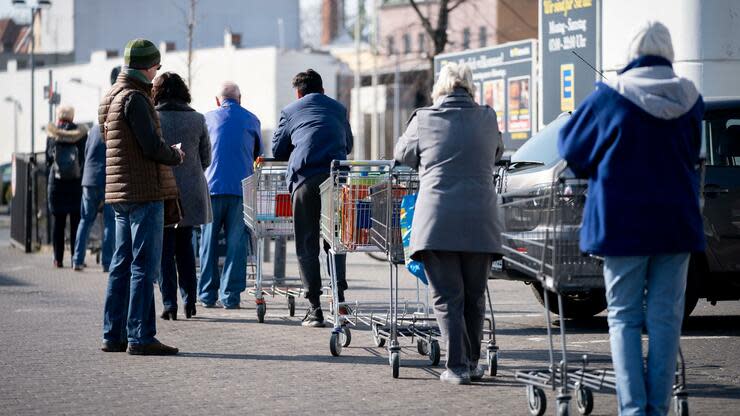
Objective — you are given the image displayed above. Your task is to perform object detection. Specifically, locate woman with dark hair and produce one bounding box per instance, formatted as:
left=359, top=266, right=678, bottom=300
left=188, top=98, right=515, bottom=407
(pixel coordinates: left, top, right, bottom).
left=153, top=72, right=212, bottom=319
left=46, top=105, right=88, bottom=268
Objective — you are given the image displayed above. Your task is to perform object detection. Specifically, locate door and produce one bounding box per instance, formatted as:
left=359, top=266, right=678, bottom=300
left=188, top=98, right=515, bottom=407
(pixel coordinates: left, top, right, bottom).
left=702, top=109, right=740, bottom=272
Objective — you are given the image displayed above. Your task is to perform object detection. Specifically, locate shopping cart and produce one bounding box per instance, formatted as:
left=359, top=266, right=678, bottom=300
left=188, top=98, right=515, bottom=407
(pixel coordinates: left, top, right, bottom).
left=503, top=169, right=689, bottom=416
left=242, top=158, right=302, bottom=323
left=320, top=160, right=420, bottom=377
left=368, top=167, right=501, bottom=378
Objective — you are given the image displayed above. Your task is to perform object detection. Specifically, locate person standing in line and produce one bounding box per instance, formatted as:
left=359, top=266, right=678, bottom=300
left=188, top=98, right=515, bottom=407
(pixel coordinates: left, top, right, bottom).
left=99, top=39, right=184, bottom=355
left=272, top=69, right=353, bottom=327
left=153, top=72, right=212, bottom=320
left=73, top=67, right=120, bottom=273
left=558, top=21, right=704, bottom=415
left=199, top=82, right=261, bottom=310
left=46, top=105, right=88, bottom=268
left=393, top=63, right=503, bottom=385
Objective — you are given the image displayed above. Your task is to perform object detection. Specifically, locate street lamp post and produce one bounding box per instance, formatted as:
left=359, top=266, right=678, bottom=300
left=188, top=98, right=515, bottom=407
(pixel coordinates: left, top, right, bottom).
left=13, top=0, right=52, bottom=251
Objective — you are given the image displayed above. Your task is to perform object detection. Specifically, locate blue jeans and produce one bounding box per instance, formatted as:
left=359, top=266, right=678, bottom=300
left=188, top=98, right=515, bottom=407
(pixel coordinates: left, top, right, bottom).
left=73, top=186, right=115, bottom=269
left=198, top=195, right=249, bottom=308
left=603, top=254, right=689, bottom=416
left=102, top=201, right=164, bottom=345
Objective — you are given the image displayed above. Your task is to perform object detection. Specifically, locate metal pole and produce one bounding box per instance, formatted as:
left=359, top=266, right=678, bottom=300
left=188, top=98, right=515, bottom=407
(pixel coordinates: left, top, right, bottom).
left=30, top=8, right=35, bottom=157
left=29, top=7, right=38, bottom=250
left=353, top=0, right=364, bottom=159
left=393, top=53, right=400, bottom=141
left=370, top=0, right=379, bottom=159
left=12, top=102, right=18, bottom=156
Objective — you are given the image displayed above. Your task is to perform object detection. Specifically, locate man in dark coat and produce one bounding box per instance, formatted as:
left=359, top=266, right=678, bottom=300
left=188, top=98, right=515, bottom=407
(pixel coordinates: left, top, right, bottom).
left=272, top=69, right=353, bottom=327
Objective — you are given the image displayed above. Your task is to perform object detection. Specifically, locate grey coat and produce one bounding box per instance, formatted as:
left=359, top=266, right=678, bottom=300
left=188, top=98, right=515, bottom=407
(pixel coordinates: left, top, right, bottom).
left=394, top=88, right=504, bottom=260
left=156, top=100, right=213, bottom=227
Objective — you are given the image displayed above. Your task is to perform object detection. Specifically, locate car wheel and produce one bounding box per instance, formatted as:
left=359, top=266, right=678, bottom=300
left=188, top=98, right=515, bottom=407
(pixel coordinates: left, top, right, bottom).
left=531, top=283, right=607, bottom=319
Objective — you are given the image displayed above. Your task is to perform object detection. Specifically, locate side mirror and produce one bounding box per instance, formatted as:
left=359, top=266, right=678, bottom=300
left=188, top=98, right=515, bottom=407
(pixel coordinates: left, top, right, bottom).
left=495, top=155, right=511, bottom=168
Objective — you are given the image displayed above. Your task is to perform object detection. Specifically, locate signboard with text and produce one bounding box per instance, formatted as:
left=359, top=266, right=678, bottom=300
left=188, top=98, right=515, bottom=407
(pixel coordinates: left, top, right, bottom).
left=435, top=39, right=537, bottom=150
left=539, top=0, right=601, bottom=126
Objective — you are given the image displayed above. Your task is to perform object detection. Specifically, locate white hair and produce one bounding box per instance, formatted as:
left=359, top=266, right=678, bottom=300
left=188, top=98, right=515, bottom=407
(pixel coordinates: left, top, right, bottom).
left=219, top=81, right=241, bottom=101
left=627, top=20, right=675, bottom=63
left=431, top=62, right=475, bottom=101
left=56, top=104, right=75, bottom=122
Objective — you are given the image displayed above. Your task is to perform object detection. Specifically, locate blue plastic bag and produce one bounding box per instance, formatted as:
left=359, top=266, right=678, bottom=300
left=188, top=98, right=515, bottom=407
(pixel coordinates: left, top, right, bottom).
left=400, top=193, right=427, bottom=285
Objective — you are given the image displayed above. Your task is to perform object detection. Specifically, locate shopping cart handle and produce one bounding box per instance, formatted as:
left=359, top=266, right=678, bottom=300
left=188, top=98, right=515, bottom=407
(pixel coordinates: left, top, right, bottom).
left=332, top=159, right=394, bottom=168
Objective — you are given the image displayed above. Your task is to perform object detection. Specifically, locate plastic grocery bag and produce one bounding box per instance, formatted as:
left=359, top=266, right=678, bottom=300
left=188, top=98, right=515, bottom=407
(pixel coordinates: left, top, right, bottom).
left=399, top=193, right=427, bottom=285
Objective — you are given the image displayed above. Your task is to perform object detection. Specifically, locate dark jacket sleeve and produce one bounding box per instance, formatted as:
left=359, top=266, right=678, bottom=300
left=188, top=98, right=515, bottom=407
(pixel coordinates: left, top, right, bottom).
left=271, top=110, right=294, bottom=160
left=253, top=118, right=263, bottom=160
left=45, top=137, right=54, bottom=169
left=198, top=115, right=212, bottom=170
left=344, top=110, right=354, bottom=154
left=124, top=93, right=181, bottom=166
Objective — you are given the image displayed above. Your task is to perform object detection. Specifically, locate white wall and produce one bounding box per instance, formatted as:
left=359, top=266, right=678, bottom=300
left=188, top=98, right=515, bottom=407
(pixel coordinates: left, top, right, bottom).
left=36, top=0, right=301, bottom=63
left=0, top=46, right=344, bottom=164
left=602, top=0, right=740, bottom=97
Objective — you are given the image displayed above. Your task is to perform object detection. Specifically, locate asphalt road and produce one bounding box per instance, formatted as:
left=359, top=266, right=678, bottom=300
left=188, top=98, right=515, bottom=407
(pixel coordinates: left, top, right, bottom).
left=0, top=216, right=737, bottom=415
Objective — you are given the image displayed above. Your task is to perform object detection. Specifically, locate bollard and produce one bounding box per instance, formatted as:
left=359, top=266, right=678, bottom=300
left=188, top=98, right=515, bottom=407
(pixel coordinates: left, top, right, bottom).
left=274, top=237, right=286, bottom=281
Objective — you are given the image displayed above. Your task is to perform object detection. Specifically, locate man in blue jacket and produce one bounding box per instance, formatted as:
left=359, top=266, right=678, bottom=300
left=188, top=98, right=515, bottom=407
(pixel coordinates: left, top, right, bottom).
left=272, top=69, right=353, bottom=327
left=558, top=22, right=704, bottom=416
left=73, top=66, right=119, bottom=272
left=199, top=82, right=261, bottom=309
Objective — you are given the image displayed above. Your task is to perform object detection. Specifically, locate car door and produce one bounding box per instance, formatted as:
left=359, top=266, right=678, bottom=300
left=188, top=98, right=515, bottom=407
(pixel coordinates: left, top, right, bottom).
left=702, top=109, right=740, bottom=273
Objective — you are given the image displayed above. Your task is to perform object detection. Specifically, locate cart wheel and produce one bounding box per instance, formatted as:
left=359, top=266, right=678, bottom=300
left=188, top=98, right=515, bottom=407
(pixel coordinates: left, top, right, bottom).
left=287, top=296, right=295, bottom=317
left=416, top=339, right=428, bottom=355
left=575, top=385, right=593, bottom=415
left=341, top=327, right=352, bottom=347
left=391, top=351, right=400, bottom=379
left=674, top=396, right=689, bottom=416
left=429, top=340, right=441, bottom=366
left=330, top=332, right=342, bottom=356
left=372, top=325, right=386, bottom=348
left=487, top=349, right=498, bottom=377
left=256, top=303, right=266, bottom=323
left=557, top=400, right=570, bottom=416
left=527, top=386, right=547, bottom=416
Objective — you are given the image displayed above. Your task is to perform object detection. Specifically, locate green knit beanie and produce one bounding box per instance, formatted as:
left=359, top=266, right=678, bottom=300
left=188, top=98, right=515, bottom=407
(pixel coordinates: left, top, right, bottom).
left=124, top=39, right=161, bottom=70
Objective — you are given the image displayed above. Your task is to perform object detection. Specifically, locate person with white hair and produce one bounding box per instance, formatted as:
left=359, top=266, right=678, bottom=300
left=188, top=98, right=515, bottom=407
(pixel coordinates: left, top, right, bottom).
left=199, top=81, right=262, bottom=309
left=394, top=62, right=504, bottom=385
left=46, top=104, right=88, bottom=268
left=558, top=21, right=704, bottom=415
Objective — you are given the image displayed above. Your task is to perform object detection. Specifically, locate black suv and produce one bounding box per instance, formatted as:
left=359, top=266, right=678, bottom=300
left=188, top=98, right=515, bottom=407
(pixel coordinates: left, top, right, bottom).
left=493, top=98, right=740, bottom=319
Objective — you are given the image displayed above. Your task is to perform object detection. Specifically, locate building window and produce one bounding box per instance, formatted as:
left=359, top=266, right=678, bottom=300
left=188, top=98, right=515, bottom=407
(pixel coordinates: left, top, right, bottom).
left=479, top=26, right=487, bottom=48
left=403, top=33, right=411, bottom=54
left=418, top=33, right=426, bottom=53
left=462, top=27, right=471, bottom=50
left=387, top=35, right=395, bottom=55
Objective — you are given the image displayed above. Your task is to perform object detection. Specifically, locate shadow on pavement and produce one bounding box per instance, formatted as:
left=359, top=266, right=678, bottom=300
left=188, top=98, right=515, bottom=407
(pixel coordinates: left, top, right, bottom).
left=681, top=315, right=740, bottom=336
left=687, top=383, right=740, bottom=400
left=0, top=273, right=30, bottom=286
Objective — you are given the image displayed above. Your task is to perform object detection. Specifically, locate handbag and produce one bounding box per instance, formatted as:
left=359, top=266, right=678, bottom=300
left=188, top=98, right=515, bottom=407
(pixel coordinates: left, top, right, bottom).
left=164, top=197, right=183, bottom=227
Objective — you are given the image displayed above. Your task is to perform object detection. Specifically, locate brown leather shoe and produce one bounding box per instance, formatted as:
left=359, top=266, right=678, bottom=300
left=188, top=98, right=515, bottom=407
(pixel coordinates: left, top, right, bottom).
left=101, top=340, right=128, bottom=352
left=127, top=341, right=179, bottom=356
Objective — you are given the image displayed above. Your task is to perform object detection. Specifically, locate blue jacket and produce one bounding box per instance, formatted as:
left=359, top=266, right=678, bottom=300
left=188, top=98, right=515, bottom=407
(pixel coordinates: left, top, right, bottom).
left=81, top=122, right=106, bottom=188
left=271, top=93, right=353, bottom=192
left=204, top=99, right=262, bottom=196
left=558, top=56, right=705, bottom=256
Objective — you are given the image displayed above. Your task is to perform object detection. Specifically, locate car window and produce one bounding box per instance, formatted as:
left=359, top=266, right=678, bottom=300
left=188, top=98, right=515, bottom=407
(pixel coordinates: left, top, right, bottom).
left=511, top=114, right=570, bottom=167
left=704, top=110, right=740, bottom=166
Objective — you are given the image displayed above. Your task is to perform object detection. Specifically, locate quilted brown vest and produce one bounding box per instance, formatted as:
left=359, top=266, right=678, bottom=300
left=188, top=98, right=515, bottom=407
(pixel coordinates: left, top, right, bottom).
left=98, top=73, right=178, bottom=203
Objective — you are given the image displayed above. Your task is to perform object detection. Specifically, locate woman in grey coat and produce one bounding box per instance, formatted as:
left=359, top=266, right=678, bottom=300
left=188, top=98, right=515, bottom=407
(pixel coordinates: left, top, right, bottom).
left=394, top=63, right=504, bottom=385
left=153, top=72, right=212, bottom=320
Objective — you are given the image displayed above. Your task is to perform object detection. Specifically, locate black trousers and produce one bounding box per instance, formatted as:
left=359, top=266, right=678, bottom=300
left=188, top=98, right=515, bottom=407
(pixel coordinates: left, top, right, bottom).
left=292, top=173, right=347, bottom=307
left=420, top=250, right=493, bottom=372
left=52, top=212, right=80, bottom=265
left=159, top=226, right=197, bottom=311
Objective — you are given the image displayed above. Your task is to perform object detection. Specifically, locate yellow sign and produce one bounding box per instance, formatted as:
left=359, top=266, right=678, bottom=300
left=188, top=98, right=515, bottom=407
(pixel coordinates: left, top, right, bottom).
left=560, top=63, right=575, bottom=112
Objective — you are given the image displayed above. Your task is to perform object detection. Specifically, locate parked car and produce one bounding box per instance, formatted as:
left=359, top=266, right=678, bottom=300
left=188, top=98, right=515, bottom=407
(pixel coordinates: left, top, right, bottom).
left=0, top=162, right=11, bottom=208
left=493, top=98, right=740, bottom=319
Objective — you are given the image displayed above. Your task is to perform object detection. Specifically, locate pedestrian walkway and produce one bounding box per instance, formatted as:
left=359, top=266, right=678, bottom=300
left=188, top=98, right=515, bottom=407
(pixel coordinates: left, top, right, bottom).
left=0, top=228, right=738, bottom=415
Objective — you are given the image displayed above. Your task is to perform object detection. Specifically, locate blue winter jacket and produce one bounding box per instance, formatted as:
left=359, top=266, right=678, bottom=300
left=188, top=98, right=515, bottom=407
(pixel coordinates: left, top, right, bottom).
left=271, top=93, right=353, bottom=192
left=81, top=123, right=106, bottom=188
left=558, top=56, right=705, bottom=256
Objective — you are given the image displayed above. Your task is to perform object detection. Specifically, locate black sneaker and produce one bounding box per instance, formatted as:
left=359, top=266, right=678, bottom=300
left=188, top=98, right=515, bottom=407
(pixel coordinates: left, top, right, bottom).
left=302, top=306, right=325, bottom=327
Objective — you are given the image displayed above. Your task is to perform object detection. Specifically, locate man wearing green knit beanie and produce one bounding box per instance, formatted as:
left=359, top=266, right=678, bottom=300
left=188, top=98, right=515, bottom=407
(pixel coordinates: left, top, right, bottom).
left=99, top=38, right=184, bottom=356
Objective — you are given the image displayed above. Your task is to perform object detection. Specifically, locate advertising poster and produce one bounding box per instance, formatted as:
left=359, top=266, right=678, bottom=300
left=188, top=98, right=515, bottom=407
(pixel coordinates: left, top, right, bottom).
left=540, top=0, right=600, bottom=125
left=508, top=76, right=531, bottom=132
left=435, top=39, right=536, bottom=150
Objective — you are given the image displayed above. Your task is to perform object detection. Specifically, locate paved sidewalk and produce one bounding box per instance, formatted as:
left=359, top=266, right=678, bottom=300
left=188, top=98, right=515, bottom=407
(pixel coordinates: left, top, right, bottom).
left=0, top=233, right=738, bottom=415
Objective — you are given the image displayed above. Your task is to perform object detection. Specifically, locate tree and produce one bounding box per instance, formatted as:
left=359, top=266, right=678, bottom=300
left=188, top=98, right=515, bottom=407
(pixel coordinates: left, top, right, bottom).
left=408, top=0, right=467, bottom=72
left=173, top=0, right=199, bottom=88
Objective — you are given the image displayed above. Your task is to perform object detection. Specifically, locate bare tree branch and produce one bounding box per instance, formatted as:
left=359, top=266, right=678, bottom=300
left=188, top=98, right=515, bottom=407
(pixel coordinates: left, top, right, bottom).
left=408, top=0, right=435, bottom=39
left=448, top=0, right=467, bottom=12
